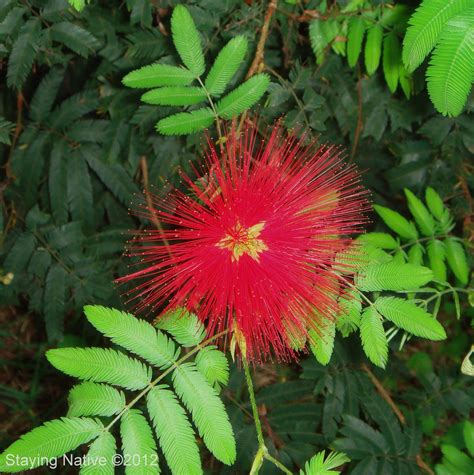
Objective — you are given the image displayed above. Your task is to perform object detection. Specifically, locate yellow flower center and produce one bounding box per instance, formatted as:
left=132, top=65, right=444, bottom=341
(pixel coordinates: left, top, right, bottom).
left=217, top=221, right=268, bottom=262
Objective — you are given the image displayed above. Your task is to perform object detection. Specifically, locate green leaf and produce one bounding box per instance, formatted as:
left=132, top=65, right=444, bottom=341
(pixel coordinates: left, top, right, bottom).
left=358, top=232, right=399, bottom=249
left=50, top=22, right=100, bottom=58
left=347, top=16, right=367, bottom=68
left=147, top=386, right=202, bottom=475
left=156, top=308, right=206, bottom=347
left=426, top=8, right=474, bottom=117
left=425, top=187, right=445, bottom=219
left=336, top=290, right=362, bottom=337
left=120, top=409, right=160, bottom=475
left=364, top=24, right=383, bottom=75
left=7, top=18, right=41, bottom=88
left=195, top=345, right=229, bottom=389
left=383, top=33, right=401, bottom=93
left=46, top=347, right=152, bottom=390
left=44, top=265, right=67, bottom=341
left=68, top=0, right=88, bottom=11
left=356, top=262, right=433, bottom=291
left=205, top=36, right=248, bottom=96
left=374, top=204, right=418, bottom=240
left=402, top=0, right=469, bottom=72
left=0, top=418, right=103, bottom=472
left=156, top=108, right=215, bottom=135
left=123, top=64, right=195, bottom=88
left=300, top=450, right=350, bottom=475
left=309, top=320, right=336, bottom=366
left=85, top=153, right=138, bottom=207
left=171, top=5, right=205, bottom=77
left=216, top=74, right=270, bottom=119
left=67, top=155, right=94, bottom=231
left=445, top=237, right=469, bottom=285
left=347, top=16, right=366, bottom=67
left=309, top=19, right=338, bottom=64
left=463, top=421, right=474, bottom=458
left=68, top=382, right=125, bottom=417
left=360, top=307, right=388, bottom=368
left=404, top=188, right=436, bottom=236
left=375, top=296, right=447, bottom=340
left=141, top=86, right=206, bottom=106
left=80, top=431, right=116, bottom=475
left=398, top=63, right=413, bottom=99
left=84, top=305, right=178, bottom=369
left=49, top=141, right=69, bottom=224
left=408, top=243, right=425, bottom=266
left=172, top=363, right=236, bottom=465
left=0, top=118, right=14, bottom=145
left=30, top=67, right=64, bottom=123
left=427, top=239, right=447, bottom=282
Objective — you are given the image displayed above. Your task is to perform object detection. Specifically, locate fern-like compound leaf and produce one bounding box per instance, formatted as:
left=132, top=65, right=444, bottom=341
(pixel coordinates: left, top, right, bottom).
left=205, top=36, right=248, bottom=96
left=0, top=417, right=103, bottom=472
left=404, top=188, right=436, bottom=236
left=156, top=308, right=206, bottom=347
left=172, top=363, right=236, bottom=465
left=84, top=305, right=178, bottom=369
left=80, top=431, right=116, bottom=475
left=50, top=22, right=100, bottom=58
left=156, top=108, right=215, bottom=135
left=347, top=16, right=366, bottom=68
left=364, top=24, right=383, bottom=75
left=67, top=382, right=126, bottom=417
left=216, top=74, right=270, bottom=119
left=382, top=33, right=401, bottom=93
left=147, top=386, right=202, bottom=475
left=309, top=320, right=336, bottom=366
left=402, top=0, right=469, bottom=72
left=195, top=345, right=230, bottom=389
left=425, top=186, right=445, bottom=220
left=171, top=5, right=205, bottom=77
left=300, top=450, right=350, bottom=475
left=29, top=67, right=64, bottom=123
left=7, top=18, right=41, bottom=88
left=46, top=347, right=152, bottom=390
left=141, top=86, right=206, bottom=106
left=120, top=409, right=160, bottom=474
left=375, top=297, right=447, bottom=340
left=122, top=64, right=195, bottom=89
left=374, top=204, right=418, bottom=240
left=356, top=261, right=433, bottom=291
left=426, top=8, right=474, bottom=117
left=445, top=237, right=469, bottom=285
left=360, top=307, right=388, bottom=368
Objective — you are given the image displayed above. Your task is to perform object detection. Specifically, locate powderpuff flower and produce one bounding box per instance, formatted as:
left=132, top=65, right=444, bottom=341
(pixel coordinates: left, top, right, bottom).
left=118, top=124, right=369, bottom=361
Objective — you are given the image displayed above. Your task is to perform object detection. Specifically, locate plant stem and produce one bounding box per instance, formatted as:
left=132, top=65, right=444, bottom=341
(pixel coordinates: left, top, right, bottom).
left=243, top=356, right=293, bottom=474
left=243, top=356, right=265, bottom=447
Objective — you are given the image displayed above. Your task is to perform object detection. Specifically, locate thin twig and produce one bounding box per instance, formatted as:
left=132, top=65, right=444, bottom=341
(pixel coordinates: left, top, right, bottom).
left=350, top=66, right=363, bottom=162
left=361, top=363, right=405, bottom=425
left=139, top=156, right=173, bottom=257
left=246, top=0, right=278, bottom=80
left=237, top=0, right=278, bottom=133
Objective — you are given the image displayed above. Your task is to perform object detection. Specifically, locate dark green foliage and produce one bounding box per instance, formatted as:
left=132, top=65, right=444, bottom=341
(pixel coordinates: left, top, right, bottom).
left=0, top=1, right=473, bottom=474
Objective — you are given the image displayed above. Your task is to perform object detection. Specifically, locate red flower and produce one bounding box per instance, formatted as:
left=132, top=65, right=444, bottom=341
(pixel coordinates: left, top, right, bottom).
left=118, top=125, right=369, bottom=361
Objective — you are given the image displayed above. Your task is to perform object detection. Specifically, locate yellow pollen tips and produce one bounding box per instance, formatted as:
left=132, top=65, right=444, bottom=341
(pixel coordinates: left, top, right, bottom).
left=217, top=221, right=268, bottom=262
